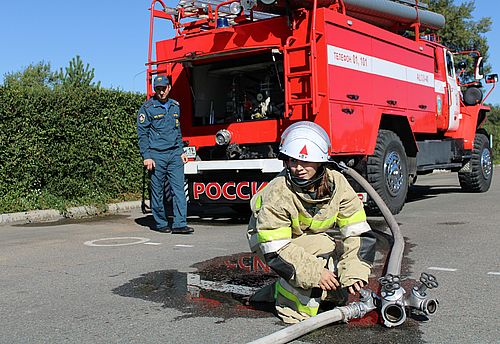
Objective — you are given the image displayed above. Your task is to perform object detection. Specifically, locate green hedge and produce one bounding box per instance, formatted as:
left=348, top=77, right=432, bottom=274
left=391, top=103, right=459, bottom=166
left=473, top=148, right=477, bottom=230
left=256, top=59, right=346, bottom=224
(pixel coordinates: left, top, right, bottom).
left=0, top=84, right=145, bottom=213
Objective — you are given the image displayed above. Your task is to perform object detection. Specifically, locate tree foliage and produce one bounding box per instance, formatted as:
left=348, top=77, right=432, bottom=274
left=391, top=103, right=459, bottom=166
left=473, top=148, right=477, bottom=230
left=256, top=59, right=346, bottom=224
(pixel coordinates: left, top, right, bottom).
left=483, top=104, right=499, bottom=162
left=428, top=0, right=492, bottom=72
left=3, top=62, right=58, bottom=88
left=3, top=55, right=101, bottom=90
left=56, top=55, right=101, bottom=88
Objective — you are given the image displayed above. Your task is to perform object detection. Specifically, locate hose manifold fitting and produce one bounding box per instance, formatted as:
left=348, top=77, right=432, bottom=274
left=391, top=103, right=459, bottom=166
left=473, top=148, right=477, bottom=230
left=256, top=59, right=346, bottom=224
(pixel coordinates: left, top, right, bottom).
left=380, top=274, right=407, bottom=327
left=405, top=272, right=439, bottom=316
left=406, top=292, right=439, bottom=315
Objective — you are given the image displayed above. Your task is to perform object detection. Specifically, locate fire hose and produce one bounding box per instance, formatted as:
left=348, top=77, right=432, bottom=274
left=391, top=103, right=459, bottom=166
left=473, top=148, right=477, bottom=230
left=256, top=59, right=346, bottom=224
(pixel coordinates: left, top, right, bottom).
left=247, top=161, right=439, bottom=344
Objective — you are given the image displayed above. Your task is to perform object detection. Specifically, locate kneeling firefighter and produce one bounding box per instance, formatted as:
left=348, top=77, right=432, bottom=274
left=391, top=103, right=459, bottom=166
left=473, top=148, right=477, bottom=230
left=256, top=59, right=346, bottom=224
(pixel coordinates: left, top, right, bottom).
left=247, top=121, right=377, bottom=324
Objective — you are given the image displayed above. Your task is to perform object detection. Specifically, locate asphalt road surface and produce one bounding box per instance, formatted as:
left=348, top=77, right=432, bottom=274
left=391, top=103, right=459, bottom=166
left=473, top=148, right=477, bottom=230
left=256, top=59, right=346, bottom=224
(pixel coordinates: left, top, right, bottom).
left=0, top=169, right=499, bottom=344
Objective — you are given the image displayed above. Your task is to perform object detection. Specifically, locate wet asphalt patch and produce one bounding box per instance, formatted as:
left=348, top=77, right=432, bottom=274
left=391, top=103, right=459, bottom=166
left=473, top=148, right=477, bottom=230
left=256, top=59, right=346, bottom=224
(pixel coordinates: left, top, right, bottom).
left=112, top=269, right=276, bottom=321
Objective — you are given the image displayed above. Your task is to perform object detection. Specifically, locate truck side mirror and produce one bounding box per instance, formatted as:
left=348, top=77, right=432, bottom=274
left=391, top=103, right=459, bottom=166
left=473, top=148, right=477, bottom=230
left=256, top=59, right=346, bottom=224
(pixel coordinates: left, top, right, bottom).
left=485, top=74, right=498, bottom=84
left=474, top=57, right=484, bottom=80
left=457, top=61, right=467, bottom=70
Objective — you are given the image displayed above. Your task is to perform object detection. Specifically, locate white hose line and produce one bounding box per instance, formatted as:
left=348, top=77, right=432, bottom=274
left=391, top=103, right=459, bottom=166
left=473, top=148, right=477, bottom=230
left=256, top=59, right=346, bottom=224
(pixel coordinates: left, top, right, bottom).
left=342, top=166, right=404, bottom=276
left=247, top=308, right=346, bottom=344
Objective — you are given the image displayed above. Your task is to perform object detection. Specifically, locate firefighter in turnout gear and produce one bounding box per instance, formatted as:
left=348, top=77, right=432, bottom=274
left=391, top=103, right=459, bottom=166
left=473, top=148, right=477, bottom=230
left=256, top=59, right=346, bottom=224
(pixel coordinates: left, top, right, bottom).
left=247, top=121, right=376, bottom=323
left=137, top=75, right=193, bottom=234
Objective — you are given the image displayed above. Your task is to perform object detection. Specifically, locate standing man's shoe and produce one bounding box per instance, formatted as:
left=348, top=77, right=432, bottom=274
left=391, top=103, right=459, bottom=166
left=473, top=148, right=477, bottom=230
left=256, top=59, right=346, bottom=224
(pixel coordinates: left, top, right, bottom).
left=171, top=226, right=194, bottom=234
left=155, top=226, right=172, bottom=233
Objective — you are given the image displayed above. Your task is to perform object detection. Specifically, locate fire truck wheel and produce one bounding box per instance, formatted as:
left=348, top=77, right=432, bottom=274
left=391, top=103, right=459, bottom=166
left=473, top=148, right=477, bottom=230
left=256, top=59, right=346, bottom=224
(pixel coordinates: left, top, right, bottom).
left=366, top=130, right=408, bottom=215
left=458, top=133, right=493, bottom=192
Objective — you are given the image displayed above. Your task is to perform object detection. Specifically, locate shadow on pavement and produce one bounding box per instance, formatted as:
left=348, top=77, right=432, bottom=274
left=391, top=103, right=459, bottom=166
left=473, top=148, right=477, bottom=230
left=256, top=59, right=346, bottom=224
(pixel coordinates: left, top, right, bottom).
left=406, top=184, right=462, bottom=203
left=134, top=204, right=251, bottom=230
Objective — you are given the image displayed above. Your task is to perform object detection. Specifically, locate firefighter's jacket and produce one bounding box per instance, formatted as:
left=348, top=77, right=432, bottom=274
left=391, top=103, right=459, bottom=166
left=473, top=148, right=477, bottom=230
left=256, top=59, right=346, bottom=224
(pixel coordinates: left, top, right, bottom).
left=247, top=168, right=376, bottom=290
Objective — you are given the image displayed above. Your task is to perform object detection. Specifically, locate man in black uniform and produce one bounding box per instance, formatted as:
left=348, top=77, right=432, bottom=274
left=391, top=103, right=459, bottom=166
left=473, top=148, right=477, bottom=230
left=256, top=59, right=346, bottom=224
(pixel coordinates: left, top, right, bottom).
left=137, top=75, right=194, bottom=234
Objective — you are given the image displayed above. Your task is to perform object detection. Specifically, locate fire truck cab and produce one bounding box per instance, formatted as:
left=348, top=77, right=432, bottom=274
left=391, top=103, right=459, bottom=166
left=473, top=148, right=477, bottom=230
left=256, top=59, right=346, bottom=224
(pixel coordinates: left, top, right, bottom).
left=146, top=0, right=496, bottom=214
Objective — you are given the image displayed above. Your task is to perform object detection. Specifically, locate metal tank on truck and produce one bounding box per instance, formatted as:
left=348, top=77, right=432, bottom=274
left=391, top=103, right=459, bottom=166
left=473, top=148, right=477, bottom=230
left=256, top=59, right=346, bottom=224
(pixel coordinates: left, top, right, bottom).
left=145, top=0, right=497, bottom=214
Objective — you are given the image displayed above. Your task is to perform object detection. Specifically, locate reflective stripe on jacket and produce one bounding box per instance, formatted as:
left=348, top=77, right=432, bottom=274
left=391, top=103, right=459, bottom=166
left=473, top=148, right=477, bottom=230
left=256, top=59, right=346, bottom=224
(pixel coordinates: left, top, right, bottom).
left=275, top=278, right=320, bottom=317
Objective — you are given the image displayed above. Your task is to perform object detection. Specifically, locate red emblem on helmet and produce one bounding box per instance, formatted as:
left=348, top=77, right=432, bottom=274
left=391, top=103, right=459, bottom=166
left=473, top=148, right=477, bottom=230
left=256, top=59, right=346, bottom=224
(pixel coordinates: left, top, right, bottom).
left=299, top=145, right=308, bottom=156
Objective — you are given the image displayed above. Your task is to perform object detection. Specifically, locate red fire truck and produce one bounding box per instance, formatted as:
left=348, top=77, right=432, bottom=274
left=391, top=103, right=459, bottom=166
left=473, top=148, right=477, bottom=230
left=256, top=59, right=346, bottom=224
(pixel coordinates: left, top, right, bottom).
left=145, top=0, right=497, bottom=214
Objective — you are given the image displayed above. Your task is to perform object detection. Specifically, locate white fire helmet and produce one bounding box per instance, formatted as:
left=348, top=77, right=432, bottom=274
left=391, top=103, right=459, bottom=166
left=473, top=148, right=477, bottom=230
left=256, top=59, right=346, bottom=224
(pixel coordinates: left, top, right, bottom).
left=279, top=121, right=331, bottom=162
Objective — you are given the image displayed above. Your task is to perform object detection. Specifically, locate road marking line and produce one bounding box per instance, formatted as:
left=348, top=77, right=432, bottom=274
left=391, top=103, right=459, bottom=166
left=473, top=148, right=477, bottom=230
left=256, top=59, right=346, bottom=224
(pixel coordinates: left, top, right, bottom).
left=487, top=272, right=500, bottom=276
left=143, top=242, right=161, bottom=246
left=175, top=244, right=194, bottom=248
left=210, top=247, right=231, bottom=251
left=187, top=273, right=259, bottom=296
left=428, top=267, right=457, bottom=272
left=84, top=237, right=150, bottom=247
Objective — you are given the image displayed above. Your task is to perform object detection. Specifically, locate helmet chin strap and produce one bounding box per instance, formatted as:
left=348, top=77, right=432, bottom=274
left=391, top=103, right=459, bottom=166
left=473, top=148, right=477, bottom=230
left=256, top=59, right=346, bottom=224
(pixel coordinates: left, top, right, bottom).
left=286, top=165, right=325, bottom=189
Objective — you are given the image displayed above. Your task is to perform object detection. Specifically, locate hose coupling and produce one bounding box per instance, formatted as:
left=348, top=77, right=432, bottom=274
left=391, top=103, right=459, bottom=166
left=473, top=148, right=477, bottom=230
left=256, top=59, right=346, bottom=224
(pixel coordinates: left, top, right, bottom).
left=215, top=129, right=232, bottom=145
left=338, top=289, right=377, bottom=321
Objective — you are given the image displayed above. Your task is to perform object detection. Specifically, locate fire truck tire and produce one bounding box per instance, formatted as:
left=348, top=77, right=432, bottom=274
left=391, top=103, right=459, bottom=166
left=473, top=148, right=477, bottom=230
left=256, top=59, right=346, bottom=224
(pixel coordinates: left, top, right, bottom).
left=458, top=133, right=493, bottom=192
left=366, top=130, right=408, bottom=215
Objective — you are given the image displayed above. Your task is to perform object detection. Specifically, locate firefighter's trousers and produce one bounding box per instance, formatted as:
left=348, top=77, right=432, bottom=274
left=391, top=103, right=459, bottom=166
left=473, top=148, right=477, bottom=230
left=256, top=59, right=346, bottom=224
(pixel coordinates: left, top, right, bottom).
left=274, top=233, right=338, bottom=324
left=149, top=149, right=187, bottom=229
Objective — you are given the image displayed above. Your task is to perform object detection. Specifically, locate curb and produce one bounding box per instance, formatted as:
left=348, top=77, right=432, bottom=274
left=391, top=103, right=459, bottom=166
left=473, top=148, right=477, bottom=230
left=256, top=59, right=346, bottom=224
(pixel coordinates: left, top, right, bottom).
left=0, top=201, right=143, bottom=226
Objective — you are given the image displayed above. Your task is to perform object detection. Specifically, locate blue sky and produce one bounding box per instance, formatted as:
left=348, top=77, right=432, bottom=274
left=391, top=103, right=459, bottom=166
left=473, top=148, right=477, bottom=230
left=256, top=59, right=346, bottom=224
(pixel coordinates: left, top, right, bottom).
left=1, top=0, right=499, bottom=104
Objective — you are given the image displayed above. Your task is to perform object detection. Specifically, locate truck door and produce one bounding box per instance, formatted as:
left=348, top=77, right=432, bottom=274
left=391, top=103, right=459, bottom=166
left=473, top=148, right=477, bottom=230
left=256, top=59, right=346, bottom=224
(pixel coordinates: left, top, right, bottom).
left=445, top=49, right=461, bottom=130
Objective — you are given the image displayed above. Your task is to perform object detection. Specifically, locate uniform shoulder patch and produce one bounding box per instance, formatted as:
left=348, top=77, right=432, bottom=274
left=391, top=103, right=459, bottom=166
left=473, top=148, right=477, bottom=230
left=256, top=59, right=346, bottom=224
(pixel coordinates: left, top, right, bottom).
left=138, top=113, right=146, bottom=123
